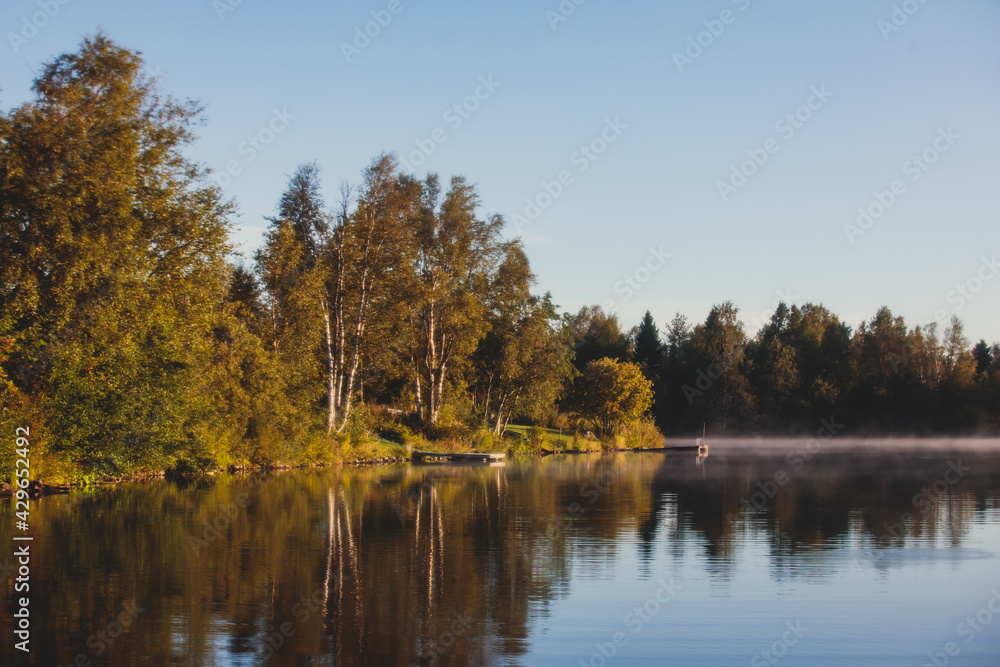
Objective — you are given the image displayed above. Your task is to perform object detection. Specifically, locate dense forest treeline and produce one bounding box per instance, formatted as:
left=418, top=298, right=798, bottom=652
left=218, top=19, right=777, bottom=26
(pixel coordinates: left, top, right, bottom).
left=1, top=36, right=998, bottom=481
left=617, top=303, right=998, bottom=436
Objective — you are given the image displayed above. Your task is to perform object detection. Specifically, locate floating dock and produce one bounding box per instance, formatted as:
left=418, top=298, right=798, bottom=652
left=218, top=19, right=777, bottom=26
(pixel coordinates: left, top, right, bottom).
left=635, top=445, right=705, bottom=452
left=624, top=443, right=708, bottom=455
left=410, top=450, right=506, bottom=464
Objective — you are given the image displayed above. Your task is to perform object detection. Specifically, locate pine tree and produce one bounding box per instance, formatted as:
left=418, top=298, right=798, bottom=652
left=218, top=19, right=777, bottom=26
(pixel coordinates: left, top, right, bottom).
left=972, top=340, right=992, bottom=379
left=633, top=311, right=664, bottom=378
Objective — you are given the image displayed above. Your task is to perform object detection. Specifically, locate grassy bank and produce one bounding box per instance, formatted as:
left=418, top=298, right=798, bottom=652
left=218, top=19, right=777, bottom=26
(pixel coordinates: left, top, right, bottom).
left=8, top=404, right=666, bottom=490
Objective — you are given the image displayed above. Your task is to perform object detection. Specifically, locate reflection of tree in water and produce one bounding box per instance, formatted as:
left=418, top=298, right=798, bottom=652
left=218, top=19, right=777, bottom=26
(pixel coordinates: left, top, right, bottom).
left=4, top=450, right=1000, bottom=665
left=321, top=464, right=571, bottom=665
left=631, top=450, right=1000, bottom=583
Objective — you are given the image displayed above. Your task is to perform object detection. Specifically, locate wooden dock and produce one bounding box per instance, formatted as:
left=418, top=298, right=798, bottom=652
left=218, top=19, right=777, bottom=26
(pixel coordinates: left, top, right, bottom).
left=620, top=443, right=709, bottom=455
left=410, top=450, right=506, bottom=464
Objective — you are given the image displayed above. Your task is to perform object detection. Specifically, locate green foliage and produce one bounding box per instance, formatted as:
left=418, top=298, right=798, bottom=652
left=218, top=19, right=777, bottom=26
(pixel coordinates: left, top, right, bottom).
left=374, top=419, right=414, bottom=446
left=973, top=340, right=993, bottom=378
left=652, top=301, right=999, bottom=435
left=421, top=421, right=473, bottom=445
left=469, top=280, right=576, bottom=434
left=685, top=302, right=755, bottom=431
left=633, top=311, right=664, bottom=375
left=527, top=425, right=548, bottom=450
left=567, top=358, right=654, bottom=438
left=618, top=419, right=665, bottom=449
left=399, top=174, right=509, bottom=425
left=505, top=436, right=540, bottom=457
left=346, top=408, right=368, bottom=447
left=566, top=306, right=633, bottom=370
left=467, top=428, right=503, bottom=453
left=1, top=34, right=232, bottom=476
left=567, top=433, right=603, bottom=452
left=255, top=216, right=324, bottom=418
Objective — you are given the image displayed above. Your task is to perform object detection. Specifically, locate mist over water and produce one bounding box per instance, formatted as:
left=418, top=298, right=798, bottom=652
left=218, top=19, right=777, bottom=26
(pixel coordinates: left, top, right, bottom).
left=681, top=436, right=1000, bottom=452
left=2, top=440, right=1000, bottom=665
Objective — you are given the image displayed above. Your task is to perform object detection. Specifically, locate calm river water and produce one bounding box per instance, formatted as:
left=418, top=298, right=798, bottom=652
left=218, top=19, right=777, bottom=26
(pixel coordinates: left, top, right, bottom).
left=2, top=440, right=1000, bottom=666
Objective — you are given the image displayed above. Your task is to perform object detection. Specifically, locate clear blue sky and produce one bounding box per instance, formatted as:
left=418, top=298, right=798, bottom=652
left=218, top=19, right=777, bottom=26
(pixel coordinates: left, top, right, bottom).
left=3, top=0, right=998, bottom=343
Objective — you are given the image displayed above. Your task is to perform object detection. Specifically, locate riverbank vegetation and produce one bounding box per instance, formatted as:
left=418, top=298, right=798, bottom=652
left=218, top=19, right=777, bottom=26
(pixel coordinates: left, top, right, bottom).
left=2, top=36, right=998, bottom=482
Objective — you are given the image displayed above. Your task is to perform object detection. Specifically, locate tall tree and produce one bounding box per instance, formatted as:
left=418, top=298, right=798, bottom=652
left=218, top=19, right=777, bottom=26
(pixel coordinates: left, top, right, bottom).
left=685, top=302, right=755, bottom=431
left=659, top=313, right=693, bottom=432
left=255, top=165, right=328, bottom=426
left=325, top=154, right=418, bottom=431
left=942, top=317, right=977, bottom=389
left=276, top=162, right=327, bottom=262
left=747, top=302, right=851, bottom=424
left=404, top=175, right=505, bottom=424
left=973, top=340, right=993, bottom=379
left=812, top=318, right=854, bottom=418
left=633, top=311, right=664, bottom=378
left=852, top=306, right=912, bottom=422
left=665, top=313, right=691, bottom=367
left=905, top=324, right=943, bottom=393
left=567, top=306, right=632, bottom=369
left=227, top=265, right=266, bottom=330
left=747, top=303, right=798, bottom=424
left=468, top=244, right=575, bottom=433
left=0, top=34, right=232, bottom=473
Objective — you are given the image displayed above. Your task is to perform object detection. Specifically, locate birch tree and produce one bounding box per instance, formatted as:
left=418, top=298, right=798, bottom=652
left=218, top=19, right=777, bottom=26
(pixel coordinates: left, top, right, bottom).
left=404, top=175, right=505, bottom=424
left=322, top=154, right=419, bottom=431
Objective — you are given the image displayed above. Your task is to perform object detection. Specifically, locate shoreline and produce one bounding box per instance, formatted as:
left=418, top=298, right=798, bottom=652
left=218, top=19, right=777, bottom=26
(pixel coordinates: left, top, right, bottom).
left=7, top=436, right=1000, bottom=497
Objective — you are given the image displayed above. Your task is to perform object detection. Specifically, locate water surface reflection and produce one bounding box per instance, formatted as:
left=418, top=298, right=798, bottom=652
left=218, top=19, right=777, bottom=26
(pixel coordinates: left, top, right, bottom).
left=2, top=444, right=1000, bottom=665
